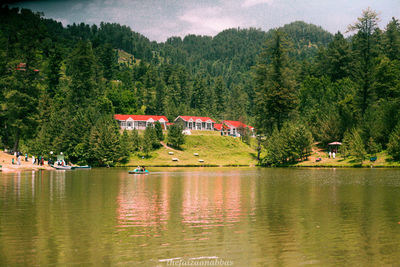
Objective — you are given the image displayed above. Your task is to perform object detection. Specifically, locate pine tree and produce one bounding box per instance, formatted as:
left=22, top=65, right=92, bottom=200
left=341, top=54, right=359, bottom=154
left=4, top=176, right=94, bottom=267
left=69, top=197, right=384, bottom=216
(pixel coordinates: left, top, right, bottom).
left=129, top=129, right=141, bottom=152
left=347, top=8, right=381, bottom=115
left=324, top=32, right=352, bottom=81
left=167, top=124, right=185, bottom=149
left=254, top=30, right=297, bottom=134
left=214, top=76, right=227, bottom=116
left=154, top=121, right=164, bottom=141
left=119, top=130, right=131, bottom=163
left=89, top=115, right=121, bottom=166
left=68, top=40, right=98, bottom=108
left=384, top=17, right=400, bottom=61
left=387, top=126, right=400, bottom=160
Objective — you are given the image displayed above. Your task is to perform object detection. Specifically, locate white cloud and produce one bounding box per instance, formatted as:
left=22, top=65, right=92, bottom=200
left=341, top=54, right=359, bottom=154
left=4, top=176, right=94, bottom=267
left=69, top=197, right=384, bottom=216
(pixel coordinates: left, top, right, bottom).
left=178, top=6, right=242, bottom=36
left=53, top=17, right=70, bottom=26
left=242, top=0, right=273, bottom=8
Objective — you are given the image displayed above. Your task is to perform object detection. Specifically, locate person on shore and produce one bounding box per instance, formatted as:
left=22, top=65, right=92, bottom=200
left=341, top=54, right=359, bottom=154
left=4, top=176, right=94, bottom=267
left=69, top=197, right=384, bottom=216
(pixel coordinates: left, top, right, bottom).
left=17, top=155, right=21, bottom=165
left=25, top=153, right=28, bottom=162
left=32, top=156, right=35, bottom=165
left=38, top=156, right=41, bottom=165
left=328, top=151, right=331, bottom=158
left=41, top=157, right=44, bottom=166
left=12, top=158, right=14, bottom=165
left=332, top=152, right=336, bottom=159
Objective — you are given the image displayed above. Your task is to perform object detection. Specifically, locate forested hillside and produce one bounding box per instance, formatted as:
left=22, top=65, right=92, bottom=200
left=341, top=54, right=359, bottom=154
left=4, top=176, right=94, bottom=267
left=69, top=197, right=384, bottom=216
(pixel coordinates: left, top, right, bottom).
left=0, top=6, right=399, bottom=166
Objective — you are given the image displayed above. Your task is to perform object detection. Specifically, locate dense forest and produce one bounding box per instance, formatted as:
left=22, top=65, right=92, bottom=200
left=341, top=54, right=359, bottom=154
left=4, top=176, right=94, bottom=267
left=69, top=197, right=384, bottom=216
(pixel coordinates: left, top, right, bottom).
left=0, top=6, right=399, bottom=166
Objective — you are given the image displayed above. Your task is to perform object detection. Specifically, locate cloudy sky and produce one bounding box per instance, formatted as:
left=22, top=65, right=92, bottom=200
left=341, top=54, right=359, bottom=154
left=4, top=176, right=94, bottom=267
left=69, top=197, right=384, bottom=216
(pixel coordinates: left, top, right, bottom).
left=6, top=0, right=400, bottom=42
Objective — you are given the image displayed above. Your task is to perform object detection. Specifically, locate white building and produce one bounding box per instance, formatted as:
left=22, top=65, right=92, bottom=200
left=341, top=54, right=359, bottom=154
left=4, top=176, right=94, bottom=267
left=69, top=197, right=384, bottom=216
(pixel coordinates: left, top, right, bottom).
left=174, top=116, right=215, bottom=131
left=114, top=114, right=168, bottom=130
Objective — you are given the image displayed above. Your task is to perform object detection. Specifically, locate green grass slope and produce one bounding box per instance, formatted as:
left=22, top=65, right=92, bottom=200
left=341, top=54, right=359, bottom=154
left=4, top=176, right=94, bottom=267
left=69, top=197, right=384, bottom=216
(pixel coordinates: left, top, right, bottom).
left=124, top=135, right=258, bottom=167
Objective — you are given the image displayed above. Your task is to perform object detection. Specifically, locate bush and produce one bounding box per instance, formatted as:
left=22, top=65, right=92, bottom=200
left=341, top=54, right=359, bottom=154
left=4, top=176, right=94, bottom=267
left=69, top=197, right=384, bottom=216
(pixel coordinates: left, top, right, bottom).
left=119, top=130, right=131, bottom=163
left=89, top=116, right=121, bottom=166
left=367, top=137, right=380, bottom=156
left=154, top=121, right=164, bottom=141
left=263, top=122, right=313, bottom=165
left=167, top=124, right=185, bottom=149
left=130, top=129, right=141, bottom=152
left=341, top=128, right=366, bottom=163
left=387, top=126, right=400, bottom=160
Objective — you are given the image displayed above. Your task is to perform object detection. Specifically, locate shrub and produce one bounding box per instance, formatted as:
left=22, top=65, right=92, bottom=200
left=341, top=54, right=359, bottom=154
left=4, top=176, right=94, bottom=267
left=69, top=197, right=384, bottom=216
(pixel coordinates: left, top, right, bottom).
left=263, top=122, right=313, bottom=165
left=154, top=121, right=164, bottom=141
left=387, top=126, right=400, bottom=160
left=167, top=124, right=185, bottom=149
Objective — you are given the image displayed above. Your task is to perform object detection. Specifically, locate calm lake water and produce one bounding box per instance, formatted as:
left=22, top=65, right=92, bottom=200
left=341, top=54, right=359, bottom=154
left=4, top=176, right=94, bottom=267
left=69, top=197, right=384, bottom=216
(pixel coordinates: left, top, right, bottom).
left=1, top=168, right=400, bottom=266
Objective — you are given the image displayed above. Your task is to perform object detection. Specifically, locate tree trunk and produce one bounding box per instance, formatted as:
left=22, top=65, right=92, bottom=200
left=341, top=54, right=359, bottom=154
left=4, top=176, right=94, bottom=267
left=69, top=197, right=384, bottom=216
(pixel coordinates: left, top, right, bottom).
left=13, top=130, right=20, bottom=152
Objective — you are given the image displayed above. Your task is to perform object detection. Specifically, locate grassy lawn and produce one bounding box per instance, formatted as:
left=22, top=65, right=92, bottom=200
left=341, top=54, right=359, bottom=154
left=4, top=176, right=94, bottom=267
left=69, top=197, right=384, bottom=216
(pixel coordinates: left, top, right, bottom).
left=295, top=150, right=400, bottom=168
left=122, top=134, right=258, bottom=167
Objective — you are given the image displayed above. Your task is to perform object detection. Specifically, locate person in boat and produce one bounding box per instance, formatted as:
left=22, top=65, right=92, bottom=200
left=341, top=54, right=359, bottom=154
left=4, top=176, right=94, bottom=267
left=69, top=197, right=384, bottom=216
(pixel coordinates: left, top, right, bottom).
left=142, top=166, right=146, bottom=171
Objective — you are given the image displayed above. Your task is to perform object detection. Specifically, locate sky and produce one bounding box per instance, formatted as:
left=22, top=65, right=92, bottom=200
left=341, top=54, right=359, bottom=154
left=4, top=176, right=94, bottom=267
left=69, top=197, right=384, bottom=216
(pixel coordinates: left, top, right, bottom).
left=5, top=0, right=400, bottom=42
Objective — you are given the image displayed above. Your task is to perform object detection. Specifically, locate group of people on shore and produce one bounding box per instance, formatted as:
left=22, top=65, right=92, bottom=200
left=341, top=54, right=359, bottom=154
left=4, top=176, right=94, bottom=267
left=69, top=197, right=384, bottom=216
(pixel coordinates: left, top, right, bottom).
left=31, top=155, right=46, bottom=166
left=11, top=151, right=29, bottom=165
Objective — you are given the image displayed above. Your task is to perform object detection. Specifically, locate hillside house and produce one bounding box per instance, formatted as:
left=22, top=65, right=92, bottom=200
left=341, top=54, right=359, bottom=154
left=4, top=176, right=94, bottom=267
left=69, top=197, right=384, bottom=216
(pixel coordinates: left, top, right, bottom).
left=174, top=116, right=215, bottom=131
left=214, top=123, right=230, bottom=135
left=114, top=114, right=168, bottom=130
left=221, top=120, right=255, bottom=136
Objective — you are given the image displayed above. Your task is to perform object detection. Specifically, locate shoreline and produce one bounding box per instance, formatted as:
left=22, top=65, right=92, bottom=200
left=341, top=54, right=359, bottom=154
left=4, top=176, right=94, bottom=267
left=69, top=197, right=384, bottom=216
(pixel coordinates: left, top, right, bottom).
left=2, top=164, right=400, bottom=173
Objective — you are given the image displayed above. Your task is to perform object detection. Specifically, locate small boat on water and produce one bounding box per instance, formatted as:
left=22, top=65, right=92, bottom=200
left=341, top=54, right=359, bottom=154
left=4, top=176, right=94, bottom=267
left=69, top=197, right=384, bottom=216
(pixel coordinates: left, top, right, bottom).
left=72, top=165, right=91, bottom=169
left=128, top=168, right=149, bottom=174
left=51, top=165, right=72, bottom=170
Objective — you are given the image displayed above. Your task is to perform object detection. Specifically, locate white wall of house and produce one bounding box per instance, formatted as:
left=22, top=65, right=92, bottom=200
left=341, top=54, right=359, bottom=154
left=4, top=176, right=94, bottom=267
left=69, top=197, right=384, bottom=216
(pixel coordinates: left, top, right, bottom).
left=177, top=118, right=213, bottom=130
left=118, top=119, right=167, bottom=130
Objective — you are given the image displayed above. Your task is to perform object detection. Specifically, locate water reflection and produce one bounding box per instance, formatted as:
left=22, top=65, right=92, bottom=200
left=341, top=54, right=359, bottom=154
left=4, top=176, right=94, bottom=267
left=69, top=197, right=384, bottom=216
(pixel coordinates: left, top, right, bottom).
left=1, top=168, right=400, bottom=266
left=117, top=174, right=170, bottom=229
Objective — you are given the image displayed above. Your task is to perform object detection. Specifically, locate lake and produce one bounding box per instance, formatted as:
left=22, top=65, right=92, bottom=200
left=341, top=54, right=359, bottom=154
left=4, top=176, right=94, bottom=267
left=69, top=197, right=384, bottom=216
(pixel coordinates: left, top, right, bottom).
left=1, top=168, right=400, bottom=266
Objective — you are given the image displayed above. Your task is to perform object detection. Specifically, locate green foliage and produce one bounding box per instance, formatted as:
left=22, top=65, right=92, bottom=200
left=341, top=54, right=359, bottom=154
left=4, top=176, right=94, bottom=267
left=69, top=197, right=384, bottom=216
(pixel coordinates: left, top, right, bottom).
left=89, top=116, right=121, bottom=166
left=367, top=137, right=380, bottom=156
left=154, top=121, right=164, bottom=141
left=254, top=30, right=297, bottom=134
left=341, top=130, right=352, bottom=158
left=119, top=130, right=131, bottom=163
left=167, top=124, right=185, bottom=149
left=342, top=128, right=366, bottom=163
left=387, top=126, right=400, bottom=160
left=263, top=122, right=313, bottom=165
left=347, top=8, right=381, bottom=115
left=130, top=129, right=141, bottom=152
left=239, top=127, right=251, bottom=145
left=142, top=126, right=160, bottom=155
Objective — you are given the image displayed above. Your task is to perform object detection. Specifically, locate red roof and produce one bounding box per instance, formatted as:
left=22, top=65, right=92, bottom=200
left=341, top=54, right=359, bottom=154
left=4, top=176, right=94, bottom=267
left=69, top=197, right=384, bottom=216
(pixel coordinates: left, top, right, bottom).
left=224, top=120, right=254, bottom=130
left=175, top=116, right=215, bottom=123
left=114, top=114, right=168, bottom=122
left=214, top=123, right=229, bottom=130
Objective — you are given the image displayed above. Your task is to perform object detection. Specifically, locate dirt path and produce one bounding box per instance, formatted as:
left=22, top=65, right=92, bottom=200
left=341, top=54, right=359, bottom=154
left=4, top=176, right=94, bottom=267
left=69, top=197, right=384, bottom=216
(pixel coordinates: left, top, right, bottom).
left=160, top=141, right=177, bottom=151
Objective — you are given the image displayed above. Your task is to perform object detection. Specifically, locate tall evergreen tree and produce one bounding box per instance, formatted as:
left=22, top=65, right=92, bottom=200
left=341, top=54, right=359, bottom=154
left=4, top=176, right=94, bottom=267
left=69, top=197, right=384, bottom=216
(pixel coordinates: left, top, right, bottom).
left=68, top=40, right=98, bottom=108
left=254, top=30, right=297, bottom=134
left=214, top=76, right=227, bottom=116
left=324, top=32, right=352, bottom=81
left=347, top=8, right=381, bottom=115
left=384, top=17, right=400, bottom=61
